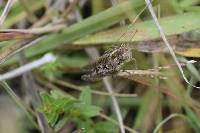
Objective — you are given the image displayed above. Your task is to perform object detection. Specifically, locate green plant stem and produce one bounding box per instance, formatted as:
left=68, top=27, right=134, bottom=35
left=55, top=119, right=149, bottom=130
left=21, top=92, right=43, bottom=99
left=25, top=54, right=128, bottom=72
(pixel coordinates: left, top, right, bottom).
left=0, top=81, right=39, bottom=129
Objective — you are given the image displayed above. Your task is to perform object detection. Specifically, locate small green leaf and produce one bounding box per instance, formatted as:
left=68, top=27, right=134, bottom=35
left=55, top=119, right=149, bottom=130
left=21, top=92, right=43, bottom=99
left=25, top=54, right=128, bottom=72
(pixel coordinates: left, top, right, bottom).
left=77, top=120, right=94, bottom=133
left=54, top=117, right=69, bottom=132
left=38, top=89, right=102, bottom=130
left=50, top=90, right=66, bottom=99
left=46, top=112, right=59, bottom=127
left=79, top=87, right=92, bottom=105
left=95, top=121, right=118, bottom=133
left=80, top=104, right=101, bottom=118
left=40, top=91, right=55, bottom=104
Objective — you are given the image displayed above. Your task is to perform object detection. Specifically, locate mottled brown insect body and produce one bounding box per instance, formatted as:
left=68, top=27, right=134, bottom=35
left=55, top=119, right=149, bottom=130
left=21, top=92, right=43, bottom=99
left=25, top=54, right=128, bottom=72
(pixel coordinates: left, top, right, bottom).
left=81, top=44, right=132, bottom=81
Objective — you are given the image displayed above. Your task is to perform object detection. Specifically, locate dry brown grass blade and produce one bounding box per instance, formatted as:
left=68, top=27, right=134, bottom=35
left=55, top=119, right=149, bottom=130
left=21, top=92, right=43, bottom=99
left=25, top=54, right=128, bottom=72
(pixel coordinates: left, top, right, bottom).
left=0, top=31, right=33, bottom=41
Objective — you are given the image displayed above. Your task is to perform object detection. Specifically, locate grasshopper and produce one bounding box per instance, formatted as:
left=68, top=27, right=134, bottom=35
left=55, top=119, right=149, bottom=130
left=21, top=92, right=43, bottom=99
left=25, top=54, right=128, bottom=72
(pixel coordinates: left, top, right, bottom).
left=81, top=43, right=133, bottom=81
left=81, top=29, right=138, bottom=82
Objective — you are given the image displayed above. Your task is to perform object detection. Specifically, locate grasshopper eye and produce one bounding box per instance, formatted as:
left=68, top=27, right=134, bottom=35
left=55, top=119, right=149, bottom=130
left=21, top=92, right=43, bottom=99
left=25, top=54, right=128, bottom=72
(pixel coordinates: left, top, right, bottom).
left=81, top=74, right=90, bottom=81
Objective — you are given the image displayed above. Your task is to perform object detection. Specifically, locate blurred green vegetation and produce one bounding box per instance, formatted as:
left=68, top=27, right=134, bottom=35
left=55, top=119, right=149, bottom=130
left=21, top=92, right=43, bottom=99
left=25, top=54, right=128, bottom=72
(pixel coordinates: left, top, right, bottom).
left=0, top=0, right=200, bottom=133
